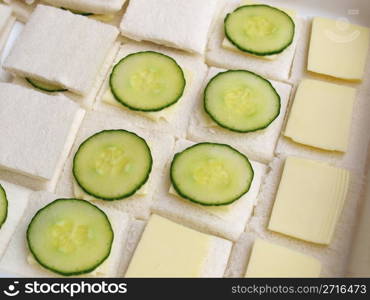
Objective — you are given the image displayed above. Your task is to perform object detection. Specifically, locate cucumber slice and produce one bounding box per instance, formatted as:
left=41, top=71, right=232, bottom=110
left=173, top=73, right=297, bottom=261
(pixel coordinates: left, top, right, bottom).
left=0, top=184, right=8, bottom=229
left=204, top=70, right=280, bottom=133
left=73, top=130, right=153, bottom=201
left=27, top=199, right=113, bottom=276
left=224, top=5, right=295, bottom=56
left=170, top=143, right=254, bottom=206
left=26, top=78, right=68, bottom=93
left=61, top=7, right=94, bottom=16
left=109, top=51, right=186, bottom=112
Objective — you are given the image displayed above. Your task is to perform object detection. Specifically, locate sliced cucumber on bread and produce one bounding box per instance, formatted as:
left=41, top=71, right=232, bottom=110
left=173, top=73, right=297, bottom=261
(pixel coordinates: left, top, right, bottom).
left=170, top=143, right=254, bottom=206
left=0, top=184, right=8, bottom=229
left=26, top=78, right=68, bottom=93
left=73, top=130, right=153, bottom=201
left=27, top=199, right=113, bottom=276
left=204, top=70, right=280, bottom=133
left=224, top=4, right=295, bottom=56
left=109, top=51, right=186, bottom=112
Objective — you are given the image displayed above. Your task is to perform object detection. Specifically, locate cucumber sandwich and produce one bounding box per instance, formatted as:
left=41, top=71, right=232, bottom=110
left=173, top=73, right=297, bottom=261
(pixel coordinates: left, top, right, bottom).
left=73, top=130, right=153, bottom=201
left=224, top=4, right=295, bottom=56
left=27, top=199, right=114, bottom=276
left=204, top=70, right=281, bottom=133
left=170, top=143, right=254, bottom=206
left=0, top=184, right=8, bottom=229
left=109, top=51, right=186, bottom=112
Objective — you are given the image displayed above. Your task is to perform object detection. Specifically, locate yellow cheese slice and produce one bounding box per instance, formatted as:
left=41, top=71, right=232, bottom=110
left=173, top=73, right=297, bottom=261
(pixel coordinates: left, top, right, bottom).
left=222, top=0, right=296, bottom=60
left=268, top=156, right=350, bottom=245
left=284, top=79, right=356, bottom=152
left=307, top=17, right=370, bottom=81
left=245, top=239, right=321, bottom=277
left=125, top=214, right=212, bottom=277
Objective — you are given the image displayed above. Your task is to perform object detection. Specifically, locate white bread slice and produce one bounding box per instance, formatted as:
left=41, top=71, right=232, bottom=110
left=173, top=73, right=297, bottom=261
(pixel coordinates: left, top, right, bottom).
left=118, top=219, right=146, bottom=276
left=0, top=180, right=31, bottom=260
left=152, top=139, right=266, bottom=242
left=124, top=214, right=232, bottom=277
left=95, top=41, right=208, bottom=138
left=187, top=67, right=292, bottom=164
left=119, top=0, right=224, bottom=55
left=43, top=0, right=126, bottom=14
left=0, top=4, right=15, bottom=55
left=3, top=0, right=36, bottom=23
left=4, top=5, right=118, bottom=96
left=0, top=190, right=131, bottom=277
left=245, top=156, right=365, bottom=277
left=55, top=111, right=175, bottom=220
left=11, top=41, right=121, bottom=109
left=0, top=83, right=85, bottom=187
left=206, top=0, right=306, bottom=82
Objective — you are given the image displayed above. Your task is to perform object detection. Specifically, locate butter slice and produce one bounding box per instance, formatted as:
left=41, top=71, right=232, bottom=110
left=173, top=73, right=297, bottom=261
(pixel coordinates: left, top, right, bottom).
left=245, top=239, right=321, bottom=277
left=307, top=17, right=370, bottom=81
left=125, top=214, right=212, bottom=277
left=222, top=0, right=296, bottom=61
left=268, top=156, right=350, bottom=245
left=284, top=79, right=356, bottom=152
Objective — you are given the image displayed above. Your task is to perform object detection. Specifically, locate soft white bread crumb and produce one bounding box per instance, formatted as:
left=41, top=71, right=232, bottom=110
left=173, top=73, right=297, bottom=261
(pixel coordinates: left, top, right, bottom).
left=120, top=0, right=224, bottom=55
left=201, top=235, right=233, bottom=277
left=0, top=180, right=31, bottom=260
left=95, top=41, right=208, bottom=138
left=187, top=67, right=292, bottom=164
left=55, top=111, right=175, bottom=220
left=152, top=139, right=266, bottom=241
left=246, top=156, right=365, bottom=277
left=206, top=0, right=306, bottom=82
left=118, top=219, right=146, bottom=276
left=4, top=5, right=118, bottom=96
left=0, top=83, right=85, bottom=184
left=43, top=0, right=127, bottom=14
left=0, top=190, right=131, bottom=277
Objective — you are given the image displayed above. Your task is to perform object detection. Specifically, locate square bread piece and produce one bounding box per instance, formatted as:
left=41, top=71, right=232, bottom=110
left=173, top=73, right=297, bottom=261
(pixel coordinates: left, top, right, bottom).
left=268, top=156, right=350, bottom=245
left=188, top=67, right=292, bottom=164
left=3, top=5, right=118, bottom=96
left=0, top=4, right=15, bottom=55
left=245, top=238, right=321, bottom=278
left=284, top=79, right=356, bottom=152
left=308, top=17, right=370, bottom=81
left=96, top=41, right=208, bottom=138
left=0, top=180, right=31, bottom=260
left=125, top=214, right=232, bottom=277
left=152, top=139, right=266, bottom=242
left=55, top=111, right=175, bottom=220
left=206, top=0, right=305, bottom=82
left=120, top=0, right=223, bottom=55
left=0, top=191, right=131, bottom=277
left=0, top=83, right=85, bottom=190
left=43, top=0, right=127, bottom=14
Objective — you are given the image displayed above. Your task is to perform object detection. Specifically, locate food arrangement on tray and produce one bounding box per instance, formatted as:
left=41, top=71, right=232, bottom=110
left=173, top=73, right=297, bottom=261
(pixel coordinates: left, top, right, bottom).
left=0, top=0, right=369, bottom=278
